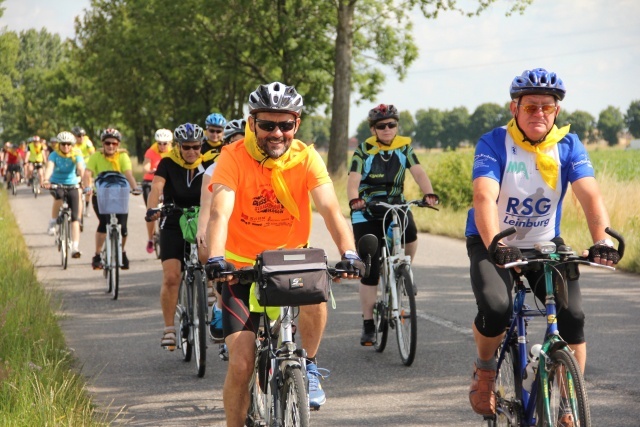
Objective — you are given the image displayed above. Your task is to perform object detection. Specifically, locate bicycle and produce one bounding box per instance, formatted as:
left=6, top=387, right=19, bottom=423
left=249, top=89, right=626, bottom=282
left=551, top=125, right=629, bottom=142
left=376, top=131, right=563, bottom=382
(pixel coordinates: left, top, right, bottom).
left=148, top=204, right=209, bottom=377
left=49, top=184, right=77, bottom=270
left=220, top=237, right=377, bottom=427
left=96, top=174, right=137, bottom=300
left=7, top=168, right=19, bottom=196
left=31, top=162, right=44, bottom=198
left=366, top=199, right=437, bottom=366
left=484, top=226, right=624, bottom=427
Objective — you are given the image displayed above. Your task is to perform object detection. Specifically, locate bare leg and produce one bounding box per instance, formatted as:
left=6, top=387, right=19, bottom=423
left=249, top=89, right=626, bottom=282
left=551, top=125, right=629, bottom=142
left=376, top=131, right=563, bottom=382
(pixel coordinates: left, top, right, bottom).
left=569, top=342, right=586, bottom=372
left=359, top=284, right=377, bottom=320
left=95, top=232, right=106, bottom=255
left=160, top=259, right=181, bottom=326
left=298, top=303, right=327, bottom=359
left=473, top=323, right=504, bottom=361
left=223, top=330, right=256, bottom=427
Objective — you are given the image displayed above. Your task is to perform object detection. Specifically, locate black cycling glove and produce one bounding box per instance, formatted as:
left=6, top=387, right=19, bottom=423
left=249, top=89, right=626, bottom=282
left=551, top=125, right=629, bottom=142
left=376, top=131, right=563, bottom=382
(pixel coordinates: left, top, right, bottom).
left=588, top=245, right=621, bottom=264
left=491, top=245, right=523, bottom=266
left=349, top=198, right=366, bottom=212
left=205, top=256, right=236, bottom=280
left=335, top=250, right=366, bottom=277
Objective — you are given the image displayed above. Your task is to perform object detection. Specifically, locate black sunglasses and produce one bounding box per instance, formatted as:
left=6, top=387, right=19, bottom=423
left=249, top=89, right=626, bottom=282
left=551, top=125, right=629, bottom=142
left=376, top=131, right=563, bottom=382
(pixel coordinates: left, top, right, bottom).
left=180, top=144, right=202, bottom=151
left=103, top=141, right=119, bottom=146
left=375, top=122, right=398, bottom=130
left=59, top=142, right=73, bottom=146
left=254, top=118, right=296, bottom=133
left=207, top=128, right=223, bottom=134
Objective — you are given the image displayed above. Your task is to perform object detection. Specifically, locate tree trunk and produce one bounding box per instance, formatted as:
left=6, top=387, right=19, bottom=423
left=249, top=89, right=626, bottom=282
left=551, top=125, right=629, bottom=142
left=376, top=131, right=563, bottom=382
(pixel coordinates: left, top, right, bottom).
left=327, top=0, right=356, bottom=177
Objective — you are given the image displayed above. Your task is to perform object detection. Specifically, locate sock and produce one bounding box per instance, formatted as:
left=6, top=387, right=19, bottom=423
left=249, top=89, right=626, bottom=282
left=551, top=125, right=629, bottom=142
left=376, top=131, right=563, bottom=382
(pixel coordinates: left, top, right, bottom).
left=72, top=241, right=79, bottom=251
left=476, top=357, right=497, bottom=371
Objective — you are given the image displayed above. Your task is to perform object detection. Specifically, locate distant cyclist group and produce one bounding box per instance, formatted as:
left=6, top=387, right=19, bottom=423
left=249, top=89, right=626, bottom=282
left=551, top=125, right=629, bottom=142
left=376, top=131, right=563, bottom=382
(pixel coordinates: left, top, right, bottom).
left=5, top=67, right=624, bottom=427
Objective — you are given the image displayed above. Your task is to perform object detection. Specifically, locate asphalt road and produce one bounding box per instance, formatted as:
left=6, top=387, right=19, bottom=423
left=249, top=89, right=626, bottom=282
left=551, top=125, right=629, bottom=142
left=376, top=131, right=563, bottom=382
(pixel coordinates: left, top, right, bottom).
left=8, top=185, right=640, bottom=426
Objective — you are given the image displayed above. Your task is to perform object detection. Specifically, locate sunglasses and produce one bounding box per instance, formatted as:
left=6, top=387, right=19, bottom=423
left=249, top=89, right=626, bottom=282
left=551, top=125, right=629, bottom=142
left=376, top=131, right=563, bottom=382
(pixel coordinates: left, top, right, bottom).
left=59, top=143, right=73, bottom=147
left=375, top=122, right=398, bottom=130
left=520, top=104, right=557, bottom=115
left=254, top=118, right=296, bottom=133
left=207, top=128, right=223, bottom=134
left=157, top=142, right=170, bottom=145
left=103, top=141, right=119, bottom=146
left=180, top=144, right=202, bottom=151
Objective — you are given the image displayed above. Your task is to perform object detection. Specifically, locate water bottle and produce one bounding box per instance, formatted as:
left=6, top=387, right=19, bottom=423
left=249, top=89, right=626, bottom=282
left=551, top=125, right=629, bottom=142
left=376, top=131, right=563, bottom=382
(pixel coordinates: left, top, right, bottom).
left=386, top=221, right=396, bottom=250
left=522, top=343, right=542, bottom=392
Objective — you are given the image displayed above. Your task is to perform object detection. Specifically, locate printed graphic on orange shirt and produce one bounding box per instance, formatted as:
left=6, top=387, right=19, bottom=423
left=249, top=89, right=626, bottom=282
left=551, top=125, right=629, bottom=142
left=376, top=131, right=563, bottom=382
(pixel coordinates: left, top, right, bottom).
left=252, top=187, right=285, bottom=215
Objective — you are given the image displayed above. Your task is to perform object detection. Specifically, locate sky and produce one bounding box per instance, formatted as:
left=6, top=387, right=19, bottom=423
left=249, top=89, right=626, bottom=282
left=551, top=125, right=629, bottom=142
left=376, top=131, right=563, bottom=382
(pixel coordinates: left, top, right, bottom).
left=2, top=0, right=639, bottom=136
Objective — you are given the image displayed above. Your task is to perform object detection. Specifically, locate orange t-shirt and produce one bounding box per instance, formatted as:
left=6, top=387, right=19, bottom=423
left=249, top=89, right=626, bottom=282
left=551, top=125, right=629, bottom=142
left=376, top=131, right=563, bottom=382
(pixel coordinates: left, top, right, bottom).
left=210, top=139, right=331, bottom=267
left=143, top=145, right=163, bottom=181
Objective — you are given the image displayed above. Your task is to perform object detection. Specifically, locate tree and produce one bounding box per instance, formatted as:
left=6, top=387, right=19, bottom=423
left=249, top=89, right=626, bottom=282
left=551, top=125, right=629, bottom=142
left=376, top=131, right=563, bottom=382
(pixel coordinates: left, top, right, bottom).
left=398, top=110, right=415, bottom=138
left=354, top=119, right=371, bottom=145
left=625, top=100, right=640, bottom=138
left=414, top=108, right=443, bottom=148
left=440, top=106, right=470, bottom=149
left=597, top=106, right=625, bottom=146
left=297, top=115, right=331, bottom=149
left=326, top=0, right=533, bottom=175
left=469, top=103, right=509, bottom=143
left=565, top=110, right=595, bottom=143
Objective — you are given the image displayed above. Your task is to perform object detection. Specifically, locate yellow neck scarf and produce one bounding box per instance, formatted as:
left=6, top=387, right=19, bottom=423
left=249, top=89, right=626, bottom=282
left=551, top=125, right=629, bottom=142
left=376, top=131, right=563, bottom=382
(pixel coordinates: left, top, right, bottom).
left=55, top=147, right=76, bottom=162
left=365, top=135, right=411, bottom=155
left=244, top=122, right=313, bottom=220
left=150, top=142, right=160, bottom=154
left=101, top=150, right=122, bottom=172
left=166, top=145, right=217, bottom=170
left=206, top=139, right=222, bottom=149
left=506, top=118, right=570, bottom=191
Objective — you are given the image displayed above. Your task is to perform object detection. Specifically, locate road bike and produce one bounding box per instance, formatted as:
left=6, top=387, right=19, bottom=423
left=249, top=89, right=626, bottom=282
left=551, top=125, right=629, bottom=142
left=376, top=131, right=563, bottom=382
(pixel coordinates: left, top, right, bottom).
left=367, top=199, right=437, bottom=366
left=221, top=237, right=377, bottom=426
left=484, top=226, right=624, bottom=427
left=7, top=168, right=20, bottom=196
left=149, top=204, right=209, bottom=377
left=50, top=184, right=77, bottom=270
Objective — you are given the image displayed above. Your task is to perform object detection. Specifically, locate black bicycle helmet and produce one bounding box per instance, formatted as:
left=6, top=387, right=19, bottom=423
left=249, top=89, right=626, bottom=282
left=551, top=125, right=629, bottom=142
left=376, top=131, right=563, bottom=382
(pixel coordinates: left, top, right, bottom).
left=248, top=82, right=304, bottom=116
left=368, top=104, right=399, bottom=126
left=510, top=68, right=566, bottom=101
left=100, top=128, right=122, bottom=141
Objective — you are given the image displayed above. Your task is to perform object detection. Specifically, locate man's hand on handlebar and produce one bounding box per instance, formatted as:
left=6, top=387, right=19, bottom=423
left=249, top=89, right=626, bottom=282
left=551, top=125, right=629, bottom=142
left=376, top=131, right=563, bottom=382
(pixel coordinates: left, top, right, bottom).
left=334, top=250, right=366, bottom=281
left=491, top=245, right=523, bottom=266
left=205, top=257, right=237, bottom=283
left=587, top=244, right=621, bottom=267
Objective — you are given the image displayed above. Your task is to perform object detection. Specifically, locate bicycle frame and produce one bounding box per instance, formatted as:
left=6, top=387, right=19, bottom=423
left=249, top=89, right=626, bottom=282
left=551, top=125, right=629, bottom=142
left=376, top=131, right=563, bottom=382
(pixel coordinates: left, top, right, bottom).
left=103, top=214, right=122, bottom=270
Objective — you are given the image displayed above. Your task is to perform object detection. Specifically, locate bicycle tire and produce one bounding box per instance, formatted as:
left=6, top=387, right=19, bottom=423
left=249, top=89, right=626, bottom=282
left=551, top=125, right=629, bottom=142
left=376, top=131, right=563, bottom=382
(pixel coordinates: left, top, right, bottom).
left=395, top=264, right=417, bottom=366
left=111, top=231, right=119, bottom=300
left=176, top=277, right=192, bottom=361
left=536, top=347, right=590, bottom=427
left=494, top=340, right=522, bottom=426
left=193, top=269, right=207, bottom=377
left=280, top=364, right=310, bottom=427
left=61, top=213, right=69, bottom=270
left=11, top=178, right=16, bottom=196
left=373, top=268, right=389, bottom=353
left=247, top=358, right=271, bottom=427
left=32, top=180, right=38, bottom=198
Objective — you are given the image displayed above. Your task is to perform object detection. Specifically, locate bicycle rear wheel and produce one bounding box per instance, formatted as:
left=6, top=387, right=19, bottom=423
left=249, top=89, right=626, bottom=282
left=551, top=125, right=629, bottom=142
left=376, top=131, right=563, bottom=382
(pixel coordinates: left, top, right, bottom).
left=32, top=179, right=38, bottom=198
left=110, top=232, right=120, bottom=299
left=280, top=364, right=310, bottom=427
left=536, top=347, right=590, bottom=427
left=494, top=340, right=522, bottom=426
left=395, top=264, right=417, bottom=366
left=176, top=277, right=192, bottom=361
left=193, top=269, right=207, bottom=377
left=11, top=177, right=16, bottom=196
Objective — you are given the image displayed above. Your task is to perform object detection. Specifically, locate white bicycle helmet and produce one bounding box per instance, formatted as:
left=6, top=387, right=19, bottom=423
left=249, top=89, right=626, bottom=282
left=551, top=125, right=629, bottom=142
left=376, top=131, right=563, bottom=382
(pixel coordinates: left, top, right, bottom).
left=57, top=131, right=76, bottom=144
left=223, top=119, right=247, bottom=142
left=174, top=123, right=205, bottom=143
left=154, top=128, right=173, bottom=143
left=248, top=82, right=304, bottom=116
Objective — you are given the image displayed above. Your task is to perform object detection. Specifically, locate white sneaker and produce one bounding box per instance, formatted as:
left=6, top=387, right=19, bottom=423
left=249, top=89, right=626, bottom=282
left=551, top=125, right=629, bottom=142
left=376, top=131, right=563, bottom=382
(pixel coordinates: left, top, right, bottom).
left=47, top=219, right=56, bottom=235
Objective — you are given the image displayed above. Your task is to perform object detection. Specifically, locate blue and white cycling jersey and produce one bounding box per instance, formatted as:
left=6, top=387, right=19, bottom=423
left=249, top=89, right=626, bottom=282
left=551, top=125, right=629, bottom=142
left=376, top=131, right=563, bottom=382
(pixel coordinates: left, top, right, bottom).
left=49, top=151, right=85, bottom=185
left=465, top=126, right=594, bottom=248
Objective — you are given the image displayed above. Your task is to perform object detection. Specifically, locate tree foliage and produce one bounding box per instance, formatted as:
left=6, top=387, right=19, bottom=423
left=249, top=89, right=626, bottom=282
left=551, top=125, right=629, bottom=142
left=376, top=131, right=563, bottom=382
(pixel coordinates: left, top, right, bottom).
left=597, top=106, right=625, bottom=146
left=625, top=100, right=640, bottom=138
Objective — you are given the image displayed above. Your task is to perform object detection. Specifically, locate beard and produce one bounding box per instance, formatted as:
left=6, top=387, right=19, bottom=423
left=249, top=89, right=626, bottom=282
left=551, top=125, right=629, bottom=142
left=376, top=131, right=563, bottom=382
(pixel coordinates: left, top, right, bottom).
left=257, top=135, right=292, bottom=159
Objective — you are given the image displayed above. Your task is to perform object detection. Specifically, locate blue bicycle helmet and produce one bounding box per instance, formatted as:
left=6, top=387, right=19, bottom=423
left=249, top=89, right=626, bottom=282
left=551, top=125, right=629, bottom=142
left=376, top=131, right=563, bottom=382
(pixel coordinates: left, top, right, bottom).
left=510, top=68, right=566, bottom=101
left=174, top=123, right=204, bottom=144
left=205, top=113, right=227, bottom=127
left=223, top=119, right=247, bottom=142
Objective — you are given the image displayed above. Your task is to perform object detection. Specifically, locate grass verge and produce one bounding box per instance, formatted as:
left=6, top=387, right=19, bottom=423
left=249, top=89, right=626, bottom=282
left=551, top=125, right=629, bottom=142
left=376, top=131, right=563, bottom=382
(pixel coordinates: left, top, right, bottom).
left=0, top=189, right=109, bottom=426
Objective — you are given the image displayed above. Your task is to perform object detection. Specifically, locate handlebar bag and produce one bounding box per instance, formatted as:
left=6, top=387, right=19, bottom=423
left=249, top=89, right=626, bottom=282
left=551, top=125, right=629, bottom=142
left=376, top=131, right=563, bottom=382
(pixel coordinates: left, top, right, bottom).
left=256, top=248, right=330, bottom=307
left=179, top=206, right=200, bottom=244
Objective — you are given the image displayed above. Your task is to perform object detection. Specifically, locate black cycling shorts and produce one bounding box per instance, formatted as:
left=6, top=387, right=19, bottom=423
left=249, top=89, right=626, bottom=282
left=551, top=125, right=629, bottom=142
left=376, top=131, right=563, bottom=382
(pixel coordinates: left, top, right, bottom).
left=352, top=210, right=418, bottom=286
left=50, top=186, right=81, bottom=222
left=221, top=282, right=261, bottom=339
left=159, top=225, right=188, bottom=264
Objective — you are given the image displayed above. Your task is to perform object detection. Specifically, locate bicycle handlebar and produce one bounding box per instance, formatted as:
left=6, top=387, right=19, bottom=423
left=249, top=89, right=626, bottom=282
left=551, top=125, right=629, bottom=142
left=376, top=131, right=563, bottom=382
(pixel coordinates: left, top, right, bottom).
left=367, top=199, right=439, bottom=211
left=490, top=226, right=625, bottom=270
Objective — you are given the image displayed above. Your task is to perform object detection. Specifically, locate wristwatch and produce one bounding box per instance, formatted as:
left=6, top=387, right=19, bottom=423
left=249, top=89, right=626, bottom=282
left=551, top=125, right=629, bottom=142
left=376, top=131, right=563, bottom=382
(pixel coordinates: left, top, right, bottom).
left=593, top=239, right=614, bottom=248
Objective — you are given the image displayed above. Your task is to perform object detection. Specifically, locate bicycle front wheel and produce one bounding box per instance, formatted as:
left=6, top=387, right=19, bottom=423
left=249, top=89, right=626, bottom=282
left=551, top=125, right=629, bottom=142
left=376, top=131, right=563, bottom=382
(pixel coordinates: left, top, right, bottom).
left=176, top=277, right=192, bottom=361
left=110, top=231, right=119, bottom=300
left=494, top=341, right=522, bottom=426
left=247, top=355, right=271, bottom=427
left=280, top=364, right=310, bottom=427
left=395, top=264, right=417, bottom=366
left=193, top=269, right=207, bottom=377
left=60, top=213, right=69, bottom=270
left=536, top=347, right=590, bottom=427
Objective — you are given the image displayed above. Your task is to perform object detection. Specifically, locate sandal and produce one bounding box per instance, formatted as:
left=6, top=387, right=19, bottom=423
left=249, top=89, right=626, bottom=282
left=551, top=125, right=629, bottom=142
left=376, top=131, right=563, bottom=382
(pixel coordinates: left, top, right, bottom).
left=207, top=280, right=216, bottom=307
left=161, top=326, right=176, bottom=351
